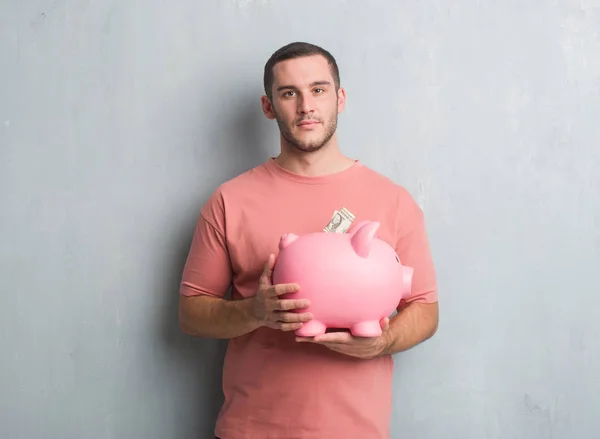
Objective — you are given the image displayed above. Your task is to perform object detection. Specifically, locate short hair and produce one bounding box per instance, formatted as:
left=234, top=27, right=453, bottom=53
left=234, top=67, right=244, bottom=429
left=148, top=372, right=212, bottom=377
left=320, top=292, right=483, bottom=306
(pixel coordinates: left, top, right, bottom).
left=263, top=42, right=340, bottom=99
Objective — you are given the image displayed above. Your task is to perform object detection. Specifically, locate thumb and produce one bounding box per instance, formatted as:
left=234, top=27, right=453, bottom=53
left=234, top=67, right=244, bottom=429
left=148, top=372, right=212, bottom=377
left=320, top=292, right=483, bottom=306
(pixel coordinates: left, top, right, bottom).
left=380, top=317, right=390, bottom=331
left=258, top=253, right=275, bottom=286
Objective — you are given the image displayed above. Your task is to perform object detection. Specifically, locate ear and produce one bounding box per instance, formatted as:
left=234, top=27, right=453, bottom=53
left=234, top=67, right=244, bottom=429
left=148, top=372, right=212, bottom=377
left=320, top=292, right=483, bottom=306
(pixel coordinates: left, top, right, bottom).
left=337, top=87, right=346, bottom=114
left=279, top=233, right=299, bottom=250
left=350, top=221, right=380, bottom=258
left=261, top=95, right=276, bottom=120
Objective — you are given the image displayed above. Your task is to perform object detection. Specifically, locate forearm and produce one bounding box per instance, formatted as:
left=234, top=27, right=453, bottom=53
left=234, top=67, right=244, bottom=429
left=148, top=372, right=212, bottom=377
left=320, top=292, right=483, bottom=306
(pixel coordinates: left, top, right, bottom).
left=380, top=302, right=439, bottom=355
left=179, top=295, right=261, bottom=339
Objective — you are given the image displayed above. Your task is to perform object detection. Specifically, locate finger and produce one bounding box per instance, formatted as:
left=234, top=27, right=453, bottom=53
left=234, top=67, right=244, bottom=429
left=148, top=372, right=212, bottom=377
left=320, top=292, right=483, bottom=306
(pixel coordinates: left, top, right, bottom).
left=311, top=332, right=355, bottom=344
left=319, top=343, right=348, bottom=353
left=295, top=336, right=313, bottom=342
left=276, top=312, right=313, bottom=323
left=258, top=254, right=275, bottom=287
left=271, top=283, right=301, bottom=296
left=278, top=322, right=304, bottom=332
left=277, top=299, right=310, bottom=311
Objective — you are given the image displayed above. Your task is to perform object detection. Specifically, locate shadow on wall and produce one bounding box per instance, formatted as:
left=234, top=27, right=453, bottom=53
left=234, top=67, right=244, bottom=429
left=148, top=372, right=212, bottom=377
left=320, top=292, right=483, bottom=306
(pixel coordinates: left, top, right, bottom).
left=156, top=73, right=275, bottom=437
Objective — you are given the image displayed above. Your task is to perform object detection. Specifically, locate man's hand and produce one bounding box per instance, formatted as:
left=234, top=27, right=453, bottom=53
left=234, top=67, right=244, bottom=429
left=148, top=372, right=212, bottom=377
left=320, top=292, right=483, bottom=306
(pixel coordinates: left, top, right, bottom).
left=296, top=302, right=439, bottom=358
left=250, top=254, right=313, bottom=331
left=296, top=318, right=391, bottom=360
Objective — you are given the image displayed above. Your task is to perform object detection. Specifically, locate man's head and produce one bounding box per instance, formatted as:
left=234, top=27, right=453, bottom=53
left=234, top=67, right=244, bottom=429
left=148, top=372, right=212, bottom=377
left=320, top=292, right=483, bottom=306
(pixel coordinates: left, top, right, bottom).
left=261, top=42, right=346, bottom=153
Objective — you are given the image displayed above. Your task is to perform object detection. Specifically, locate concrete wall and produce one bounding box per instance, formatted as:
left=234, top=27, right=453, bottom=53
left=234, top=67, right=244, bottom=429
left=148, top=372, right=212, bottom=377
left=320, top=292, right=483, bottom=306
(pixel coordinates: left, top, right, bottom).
left=1, top=1, right=599, bottom=438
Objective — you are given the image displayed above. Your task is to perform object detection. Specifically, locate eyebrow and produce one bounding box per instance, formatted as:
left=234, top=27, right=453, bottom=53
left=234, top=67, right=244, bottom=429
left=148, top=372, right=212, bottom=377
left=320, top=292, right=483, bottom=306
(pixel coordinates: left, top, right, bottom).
left=276, top=80, right=332, bottom=92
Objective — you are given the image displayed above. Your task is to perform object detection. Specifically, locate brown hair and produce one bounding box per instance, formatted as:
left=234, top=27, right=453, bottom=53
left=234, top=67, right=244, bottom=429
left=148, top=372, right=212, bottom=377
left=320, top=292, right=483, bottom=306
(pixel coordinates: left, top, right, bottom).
left=263, top=42, right=340, bottom=99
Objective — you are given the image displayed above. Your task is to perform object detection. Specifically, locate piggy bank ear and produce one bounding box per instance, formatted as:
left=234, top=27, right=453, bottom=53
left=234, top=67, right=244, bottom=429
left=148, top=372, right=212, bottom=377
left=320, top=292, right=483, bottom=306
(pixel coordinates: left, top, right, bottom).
left=350, top=221, right=380, bottom=258
left=279, top=233, right=299, bottom=250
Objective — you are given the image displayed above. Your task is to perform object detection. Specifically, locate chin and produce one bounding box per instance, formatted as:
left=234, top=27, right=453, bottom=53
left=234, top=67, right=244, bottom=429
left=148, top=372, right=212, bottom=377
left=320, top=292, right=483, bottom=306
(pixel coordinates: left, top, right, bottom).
left=293, top=141, right=327, bottom=153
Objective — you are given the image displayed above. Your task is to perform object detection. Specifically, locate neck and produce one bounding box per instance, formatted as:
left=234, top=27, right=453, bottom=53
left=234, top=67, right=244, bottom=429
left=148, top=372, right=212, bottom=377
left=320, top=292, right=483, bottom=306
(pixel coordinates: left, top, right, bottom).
left=274, top=136, right=356, bottom=177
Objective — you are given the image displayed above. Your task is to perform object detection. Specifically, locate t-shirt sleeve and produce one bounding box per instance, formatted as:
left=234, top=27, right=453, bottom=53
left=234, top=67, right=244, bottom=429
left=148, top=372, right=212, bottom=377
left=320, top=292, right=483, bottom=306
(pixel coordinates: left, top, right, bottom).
left=179, top=188, right=233, bottom=298
left=395, top=190, right=438, bottom=306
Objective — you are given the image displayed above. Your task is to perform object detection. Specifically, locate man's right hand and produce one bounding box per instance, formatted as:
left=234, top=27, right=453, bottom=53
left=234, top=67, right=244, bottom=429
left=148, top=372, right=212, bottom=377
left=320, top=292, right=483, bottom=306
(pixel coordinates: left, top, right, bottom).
left=249, top=254, right=313, bottom=331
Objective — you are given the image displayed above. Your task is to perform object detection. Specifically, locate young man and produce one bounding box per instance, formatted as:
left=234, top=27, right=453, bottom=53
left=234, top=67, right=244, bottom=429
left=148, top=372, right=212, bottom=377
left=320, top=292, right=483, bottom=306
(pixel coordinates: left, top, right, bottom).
left=179, top=42, right=439, bottom=439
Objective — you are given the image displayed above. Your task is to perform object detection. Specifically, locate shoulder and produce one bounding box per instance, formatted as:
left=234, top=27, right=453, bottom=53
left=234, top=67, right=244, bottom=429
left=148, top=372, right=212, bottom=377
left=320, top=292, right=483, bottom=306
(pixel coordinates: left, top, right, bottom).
left=357, top=163, right=420, bottom=205
left=199, top=161, right=271, bottom=222
left=215, top=161, right=272, bottom=198
left=357, top=163, right=424, bottom=234
left=227, top=161, right=271, bottom=186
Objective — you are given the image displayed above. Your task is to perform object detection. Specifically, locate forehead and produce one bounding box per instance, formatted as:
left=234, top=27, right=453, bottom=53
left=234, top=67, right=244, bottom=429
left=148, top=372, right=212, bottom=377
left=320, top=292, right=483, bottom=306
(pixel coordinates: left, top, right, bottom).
left=272, top=55, right=334, bottom=87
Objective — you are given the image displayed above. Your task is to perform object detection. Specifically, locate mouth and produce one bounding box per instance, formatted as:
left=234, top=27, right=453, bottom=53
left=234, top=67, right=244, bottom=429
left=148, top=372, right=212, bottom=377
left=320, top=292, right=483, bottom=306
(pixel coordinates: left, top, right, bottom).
left=297, top=120, right=321, bottom=127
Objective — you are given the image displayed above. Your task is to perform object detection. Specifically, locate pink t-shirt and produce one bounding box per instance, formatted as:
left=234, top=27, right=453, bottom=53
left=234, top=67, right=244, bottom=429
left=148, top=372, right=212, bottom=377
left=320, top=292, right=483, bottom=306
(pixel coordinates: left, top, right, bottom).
left=180, top=158, right=438, bottom=439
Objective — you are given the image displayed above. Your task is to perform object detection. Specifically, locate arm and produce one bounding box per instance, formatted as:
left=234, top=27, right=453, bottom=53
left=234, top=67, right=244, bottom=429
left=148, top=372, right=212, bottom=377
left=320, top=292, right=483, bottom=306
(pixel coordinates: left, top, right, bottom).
left=179, top=190, right=312, bottom=339
left=179, top=295, right=261, bottom=339
left=381, top=189, right=440, bottom=354
left=179, top=223, right=311, bottom=340
left=178, top=190, right=251, bottom=339
left=380, top=301, right=438, bottom=355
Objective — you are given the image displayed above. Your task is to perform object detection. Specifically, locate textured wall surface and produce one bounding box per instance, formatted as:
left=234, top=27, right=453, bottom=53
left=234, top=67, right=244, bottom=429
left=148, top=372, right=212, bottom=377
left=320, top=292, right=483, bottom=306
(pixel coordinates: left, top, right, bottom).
left=1, top=1, right=599, bottom=438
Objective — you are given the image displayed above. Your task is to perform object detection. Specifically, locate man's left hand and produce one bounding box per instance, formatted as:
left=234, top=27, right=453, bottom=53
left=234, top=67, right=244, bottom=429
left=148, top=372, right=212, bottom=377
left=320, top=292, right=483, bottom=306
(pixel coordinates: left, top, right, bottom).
left=295, top=318, right=390, bottom=360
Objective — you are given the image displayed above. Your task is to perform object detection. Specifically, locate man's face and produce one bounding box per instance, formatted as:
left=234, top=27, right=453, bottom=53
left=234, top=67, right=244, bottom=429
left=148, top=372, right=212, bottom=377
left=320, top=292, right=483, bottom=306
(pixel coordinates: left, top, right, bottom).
left=262, top=55, right=346, bottom=153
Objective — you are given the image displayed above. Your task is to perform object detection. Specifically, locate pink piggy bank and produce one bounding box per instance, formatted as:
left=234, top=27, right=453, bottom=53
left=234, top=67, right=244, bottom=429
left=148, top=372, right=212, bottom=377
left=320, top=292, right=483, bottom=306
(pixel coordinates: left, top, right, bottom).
left=271, top=220, right=413, bottom=337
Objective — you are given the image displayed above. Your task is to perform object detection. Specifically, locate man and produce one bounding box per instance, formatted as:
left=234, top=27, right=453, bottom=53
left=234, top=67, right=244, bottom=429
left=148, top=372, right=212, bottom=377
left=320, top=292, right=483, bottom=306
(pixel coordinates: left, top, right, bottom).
left=179, top=42, right=439, bottom=439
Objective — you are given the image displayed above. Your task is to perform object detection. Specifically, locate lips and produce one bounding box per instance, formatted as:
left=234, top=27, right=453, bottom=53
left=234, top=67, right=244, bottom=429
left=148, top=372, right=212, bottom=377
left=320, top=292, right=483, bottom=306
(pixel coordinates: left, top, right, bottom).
left=297, top=120, right=320, bottom=126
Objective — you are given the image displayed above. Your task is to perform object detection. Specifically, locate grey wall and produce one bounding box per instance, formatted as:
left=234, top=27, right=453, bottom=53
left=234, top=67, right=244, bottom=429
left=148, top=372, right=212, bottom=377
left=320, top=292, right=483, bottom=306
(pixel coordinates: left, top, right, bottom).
left=1, top=1, right=599, bottom=438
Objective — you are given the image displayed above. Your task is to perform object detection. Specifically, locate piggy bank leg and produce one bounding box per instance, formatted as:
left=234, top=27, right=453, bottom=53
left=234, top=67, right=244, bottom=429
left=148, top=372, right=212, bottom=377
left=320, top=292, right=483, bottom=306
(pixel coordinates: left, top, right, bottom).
left=350, top=321, right=382, bottom=337
left=295, top=320, right=327, bottom=337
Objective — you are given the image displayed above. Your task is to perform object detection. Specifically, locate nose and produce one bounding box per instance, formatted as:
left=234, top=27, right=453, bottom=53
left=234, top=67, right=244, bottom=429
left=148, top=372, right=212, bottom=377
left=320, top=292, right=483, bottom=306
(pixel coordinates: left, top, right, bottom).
left=297, top=93, right=316, bottom=115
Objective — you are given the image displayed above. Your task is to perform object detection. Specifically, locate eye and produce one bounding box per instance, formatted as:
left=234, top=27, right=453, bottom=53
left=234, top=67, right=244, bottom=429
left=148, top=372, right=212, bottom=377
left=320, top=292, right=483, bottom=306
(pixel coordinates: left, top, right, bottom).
left=314, top=88, right=324, bottom=94
left=283, top=91, right=296, bottom=97
left=395, top=255, right=400, bottom=263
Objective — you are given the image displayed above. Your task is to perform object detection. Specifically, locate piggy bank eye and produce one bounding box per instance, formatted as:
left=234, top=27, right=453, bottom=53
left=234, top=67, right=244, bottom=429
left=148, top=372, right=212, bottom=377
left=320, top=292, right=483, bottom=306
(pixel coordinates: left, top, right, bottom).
left=395, top=255, right=400, bottom=263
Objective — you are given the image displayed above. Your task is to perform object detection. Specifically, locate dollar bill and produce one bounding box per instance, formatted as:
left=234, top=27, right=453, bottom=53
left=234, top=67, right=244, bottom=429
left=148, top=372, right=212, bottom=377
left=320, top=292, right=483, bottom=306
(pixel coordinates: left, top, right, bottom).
left=323, top=207, right=355, bottom=233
